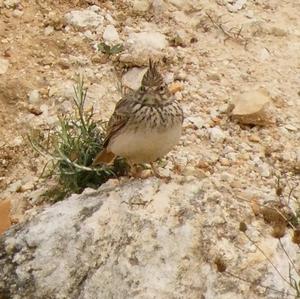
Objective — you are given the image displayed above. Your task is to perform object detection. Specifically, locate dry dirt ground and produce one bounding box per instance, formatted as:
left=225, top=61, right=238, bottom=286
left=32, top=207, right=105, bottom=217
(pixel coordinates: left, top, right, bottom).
left=0, top=0, right=299, bottom=284
left=0, top=1, right=299, bottom=220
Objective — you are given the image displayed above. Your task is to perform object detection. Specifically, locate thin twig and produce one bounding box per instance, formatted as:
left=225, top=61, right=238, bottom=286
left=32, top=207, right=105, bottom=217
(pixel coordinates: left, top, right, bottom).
left=225, top=270, right=295, bottom=298
left=244, top=232, right=293, bottom=288
left=279, top=239, right=300, bottom=277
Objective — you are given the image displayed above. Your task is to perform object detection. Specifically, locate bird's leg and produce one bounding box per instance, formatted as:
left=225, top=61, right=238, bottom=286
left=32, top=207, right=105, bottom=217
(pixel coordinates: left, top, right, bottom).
left=128, top=162, right=143, bottom=178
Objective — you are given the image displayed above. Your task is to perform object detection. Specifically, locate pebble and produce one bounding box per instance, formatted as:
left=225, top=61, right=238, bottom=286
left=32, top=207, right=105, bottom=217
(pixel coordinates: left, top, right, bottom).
left=7, top=180, right=23, bottom=193
left=28, top=90, right=40, bottom=104
left=219, top=158, right=231, bottom=166
left=12, top=9, right=23, bottom=17
left=4, top=0, right=19, bottom=8
left=220, top=172, right=234, bottom=182
left=284, top=124, right=298, bottom=132
left=11, top=136, right=23, bottom=147
left=65, top=7, right=104, bottom=28
left=207, top=73, right=221, bottom=82
left=187, top=116, right=205, bottom=129
left=0, top=58, right=9, bottom=74
left=183, top=166, right=207, bottom=179
left=208, top=127, right=226, bottom=143
left=131, top=0, right=151, bottom=12
left=258, top=162, right=270, bottom=178
left=103, top=25, right=120, bottom=43
left=44, top=26, right=54, bottom=36
left=20, top=181, right=35, bottom=192
left=127, top=31, right=168, bottom=51
left=226, top=0, right=247, bottom=12
left=164, top=72, right=174, bottom=84
left=248, top=134, right=260, bottom=143
left=259, top=48, right=270, bottom=62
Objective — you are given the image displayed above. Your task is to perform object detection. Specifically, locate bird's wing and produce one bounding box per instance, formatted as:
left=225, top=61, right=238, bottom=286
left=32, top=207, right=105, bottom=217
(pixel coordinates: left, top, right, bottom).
left=103, top=96, right=132, bottom=147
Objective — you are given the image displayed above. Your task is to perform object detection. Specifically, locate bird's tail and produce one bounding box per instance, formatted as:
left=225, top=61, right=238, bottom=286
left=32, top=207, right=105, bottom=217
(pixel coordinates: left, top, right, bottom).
left=92, top=148, right=115, bottom=166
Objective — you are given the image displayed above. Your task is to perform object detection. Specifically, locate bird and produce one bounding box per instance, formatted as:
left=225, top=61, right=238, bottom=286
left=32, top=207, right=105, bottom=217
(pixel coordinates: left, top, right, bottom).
left=92, top=59, right=183, bottom=178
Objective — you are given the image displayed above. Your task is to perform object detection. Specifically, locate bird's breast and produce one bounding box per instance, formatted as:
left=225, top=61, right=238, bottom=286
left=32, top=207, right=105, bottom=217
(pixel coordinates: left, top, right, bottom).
left=108, top=121, right=182, bottom=164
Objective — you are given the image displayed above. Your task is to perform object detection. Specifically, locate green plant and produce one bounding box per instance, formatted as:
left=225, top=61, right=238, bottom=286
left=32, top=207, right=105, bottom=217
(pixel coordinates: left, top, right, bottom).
left=29, top=77, right=128, bottom=201
left=97, top=42, right=124, bottom=55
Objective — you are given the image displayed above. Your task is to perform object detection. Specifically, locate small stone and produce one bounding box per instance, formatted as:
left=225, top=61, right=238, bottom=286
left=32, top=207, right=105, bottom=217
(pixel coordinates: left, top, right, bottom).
left=0, top=58, right=9, bottom=74
left=47, top=12, right=65, bottom=30
left=187, top=116, right=205, bottom=129
left=132, top=0, right=151, bottom=12
left=219, top=158, right=230, bottom=166
left=11, top=136, right=23, bottom=146
left=127, top=31, right=168, bottom=51
left=258, top=162, right=270, bottom=177
left=220, top=172, right=234, bottom=182
left=248, top=134, right=260, bottom=143
left=196, top=160, right=211, bottom=170
left=122, top=67, right=147, bottom=90
left=284, top=124, right=297, bottom=131
left=245, top=10, right=254, bottom=19
left=84, top=30, right=94, bottom=40
left=259, top=48, right=270, bottom=61
left=44, top=26, right=54, bottom=35
left=4, top=237, right=16, bottom=254
left=20, top=181, right=35, bottom=192
left=28, top=90, right=40, bottom=104
left=7, top=180, right=23, bottom=193
left=207, top=73, right=220, bottom=81
left=4, top=0, right=19, bottom=8
left=183, top=166, right=206, bottom=178
left=226, top=0, right=247, bottom=12
left=65, top=8, right=104, bottom=28
left=230, top=89, right=274, bottom=126
left=103, top=25, right=120, bottom=43
left=91, top=54, right=108, bottom=64
left=28, top=105, right=43, bottom=116
left=164, top=72, right=174, bottom=84
left=12, top=9, right=23, bottom=17
left=208, top=127, right=226, bottom=143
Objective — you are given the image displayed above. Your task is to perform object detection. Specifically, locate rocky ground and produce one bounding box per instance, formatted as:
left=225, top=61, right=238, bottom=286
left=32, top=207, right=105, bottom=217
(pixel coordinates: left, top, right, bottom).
left=0, top=0, right=300, bottom=298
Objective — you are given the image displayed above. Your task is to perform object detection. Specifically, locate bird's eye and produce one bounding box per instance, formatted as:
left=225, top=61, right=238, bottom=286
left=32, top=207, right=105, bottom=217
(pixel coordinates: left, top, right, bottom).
left=159, top=86, right=164, bottom=92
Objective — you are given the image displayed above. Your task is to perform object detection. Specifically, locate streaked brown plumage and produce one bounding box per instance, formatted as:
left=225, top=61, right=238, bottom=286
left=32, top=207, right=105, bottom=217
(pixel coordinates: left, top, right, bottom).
left=92, top=60, right=183, bottom=176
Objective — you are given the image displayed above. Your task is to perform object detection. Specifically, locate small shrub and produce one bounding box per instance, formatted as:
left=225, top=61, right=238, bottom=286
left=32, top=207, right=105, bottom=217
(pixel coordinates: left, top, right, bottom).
left=29, top=77, right=128, bottom=201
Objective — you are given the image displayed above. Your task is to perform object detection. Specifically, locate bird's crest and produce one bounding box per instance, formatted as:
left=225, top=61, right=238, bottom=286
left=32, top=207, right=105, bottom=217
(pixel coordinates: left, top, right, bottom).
left=141, top=59, right=164, bottom=87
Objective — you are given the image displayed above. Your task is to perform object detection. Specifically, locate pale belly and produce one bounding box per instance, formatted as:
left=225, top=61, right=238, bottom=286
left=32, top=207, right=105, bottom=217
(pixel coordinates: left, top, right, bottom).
left=108, top=124, right=182, bottom=163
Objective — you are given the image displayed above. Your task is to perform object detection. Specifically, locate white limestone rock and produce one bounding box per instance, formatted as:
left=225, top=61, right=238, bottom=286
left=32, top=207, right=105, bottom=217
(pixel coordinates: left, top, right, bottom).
left=230, top=89, right=275, bottom=126
left=0, top=58, right=9, bottom=74
left=103, top=25, right=120, bottom=44
left=65, top=7, right=104, bottom=29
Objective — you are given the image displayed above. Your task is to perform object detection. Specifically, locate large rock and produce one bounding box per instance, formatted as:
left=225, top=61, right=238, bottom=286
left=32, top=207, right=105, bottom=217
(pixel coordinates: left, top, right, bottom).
left=230, top=89, right=275, bottom=126
left=0, top=178, right=298, bottom=298
left=120, top=31, right=168, bottom=65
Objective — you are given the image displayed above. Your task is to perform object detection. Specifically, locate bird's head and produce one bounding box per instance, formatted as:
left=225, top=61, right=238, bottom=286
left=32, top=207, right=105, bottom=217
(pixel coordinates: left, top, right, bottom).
left=139, top=59, right=171, bottom=106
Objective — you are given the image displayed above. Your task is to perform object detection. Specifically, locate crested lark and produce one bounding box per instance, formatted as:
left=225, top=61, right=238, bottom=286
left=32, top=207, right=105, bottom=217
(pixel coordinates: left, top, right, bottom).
left=92, top=60, right=183, bottom=177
